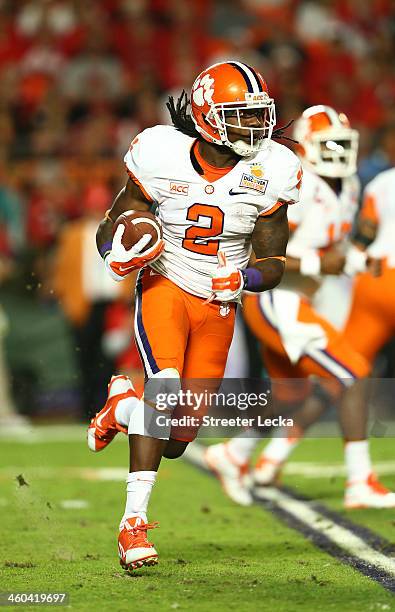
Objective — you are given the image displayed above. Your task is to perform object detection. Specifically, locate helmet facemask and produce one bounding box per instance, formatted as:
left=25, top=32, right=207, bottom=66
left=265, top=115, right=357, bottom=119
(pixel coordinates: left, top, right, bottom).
left=200, top=93, right=276, bottom=157
left=304, top=127, right=359, bottom=178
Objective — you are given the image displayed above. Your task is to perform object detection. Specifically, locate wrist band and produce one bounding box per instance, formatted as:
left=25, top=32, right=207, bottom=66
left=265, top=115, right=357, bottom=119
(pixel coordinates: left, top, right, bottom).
left=241, top=267, right=265, bottom=291
left=300, top=252, right=321, bottom=276
left=99, top=241, right=113, bottom=259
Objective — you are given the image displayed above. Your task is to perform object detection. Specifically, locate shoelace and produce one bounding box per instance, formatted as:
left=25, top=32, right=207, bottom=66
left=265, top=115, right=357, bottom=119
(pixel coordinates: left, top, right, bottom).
left=122, top=521, right=159, bottom=550
left=129, top=521, right=159, bottom=536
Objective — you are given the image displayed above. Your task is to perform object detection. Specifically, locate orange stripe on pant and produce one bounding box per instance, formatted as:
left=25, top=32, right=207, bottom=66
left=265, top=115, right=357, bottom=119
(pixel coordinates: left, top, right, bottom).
left=135, top=268, right=236, bottom=440
left=243, top=293, right=370, bottom=403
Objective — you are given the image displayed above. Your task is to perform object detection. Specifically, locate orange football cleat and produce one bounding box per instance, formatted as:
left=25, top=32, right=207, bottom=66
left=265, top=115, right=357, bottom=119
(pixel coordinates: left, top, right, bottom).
left=253, top=455, right=283, bottom=487
left=344, top=473, right=395, bottom=509
left=205, top=442, right=252, bottom=506
left=118, top=517, right=159, bottom=571
left=87, top=375, right=138, bottom=452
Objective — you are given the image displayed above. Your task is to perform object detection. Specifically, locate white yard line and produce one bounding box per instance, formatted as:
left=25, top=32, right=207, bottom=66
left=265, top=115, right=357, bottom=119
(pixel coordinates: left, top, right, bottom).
left=184, top=443, right=395, bottom=583
left=0, top=467, right=128, bottom=481
left=183, top=444, right=395, bottom=477
left=0, top=424, right=124, bottom=443
left=59, top=499, right=90, bottom=509
left=283, top=461, right=395, bottom=478
left=2, top=459, right=395, bottom=482
left=257, top=486, right=395, bottom=576
left=2, top=422, right=395, bottom=443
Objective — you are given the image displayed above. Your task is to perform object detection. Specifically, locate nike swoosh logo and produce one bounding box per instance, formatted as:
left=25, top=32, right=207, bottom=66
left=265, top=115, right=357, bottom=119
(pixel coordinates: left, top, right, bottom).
left=118, top=264, right=135, bottom=273
left=229, top=188, right=261, bottom=196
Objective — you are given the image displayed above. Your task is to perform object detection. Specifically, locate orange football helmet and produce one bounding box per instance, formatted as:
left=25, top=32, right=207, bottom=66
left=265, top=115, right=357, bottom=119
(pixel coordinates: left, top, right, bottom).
left=190, top=61, right=276, bottom=157
left=293, top=105, right=359, bottom=178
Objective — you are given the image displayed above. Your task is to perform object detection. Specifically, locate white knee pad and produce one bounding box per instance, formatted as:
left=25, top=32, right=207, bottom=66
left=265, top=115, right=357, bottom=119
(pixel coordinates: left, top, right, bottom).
left=128, top=368, right=181, bottom=439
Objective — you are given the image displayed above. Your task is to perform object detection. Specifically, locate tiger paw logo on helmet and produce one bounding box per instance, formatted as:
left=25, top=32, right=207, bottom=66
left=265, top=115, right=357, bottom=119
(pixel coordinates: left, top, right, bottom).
left=192, top=74, right=215, bottom=107
left=190, top=61, right=276, bottom=157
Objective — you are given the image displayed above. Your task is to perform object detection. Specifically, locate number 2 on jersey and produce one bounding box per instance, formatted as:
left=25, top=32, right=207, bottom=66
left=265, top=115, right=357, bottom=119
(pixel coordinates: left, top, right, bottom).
left=182, top=204, right=225, bottom=256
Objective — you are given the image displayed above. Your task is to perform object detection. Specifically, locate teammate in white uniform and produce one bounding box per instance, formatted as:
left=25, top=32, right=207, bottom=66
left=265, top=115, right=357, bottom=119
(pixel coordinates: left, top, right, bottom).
left=343, top=167, right=395, bottom=364
left=86, top=61, right=302, bottom=571
left=206, top=105, right=395, bottom=510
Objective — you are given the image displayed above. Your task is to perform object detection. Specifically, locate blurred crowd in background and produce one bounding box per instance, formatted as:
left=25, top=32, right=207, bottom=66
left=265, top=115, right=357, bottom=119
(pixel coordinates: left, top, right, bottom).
left=1, top=0, right=395, bottom=424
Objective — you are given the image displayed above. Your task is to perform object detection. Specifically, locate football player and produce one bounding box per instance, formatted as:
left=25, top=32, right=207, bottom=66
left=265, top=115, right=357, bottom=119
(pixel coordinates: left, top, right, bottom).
left=205, top=105, right=395, bottom=509
left=87, top=61, right=302, bottom=571
left=342, top=167, right=395, bottom=366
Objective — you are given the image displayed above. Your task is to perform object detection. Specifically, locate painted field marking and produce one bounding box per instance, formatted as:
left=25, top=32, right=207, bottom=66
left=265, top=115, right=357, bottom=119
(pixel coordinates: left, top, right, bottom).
left=2, top=461, right=395, bottom=482
left=60, top=499, right=90, bottom=509
left=0, top=467, right=128, bottom=482
left=184, top=443, right=395, bottom=593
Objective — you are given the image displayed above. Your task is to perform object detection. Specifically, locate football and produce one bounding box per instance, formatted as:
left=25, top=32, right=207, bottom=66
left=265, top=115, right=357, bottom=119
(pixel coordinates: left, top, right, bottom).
left=113, top=210, right=162, bottom=251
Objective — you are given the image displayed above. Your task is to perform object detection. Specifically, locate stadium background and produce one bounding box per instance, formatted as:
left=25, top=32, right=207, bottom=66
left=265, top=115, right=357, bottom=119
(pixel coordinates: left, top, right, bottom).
left=1, top=0, right=395, bottom=425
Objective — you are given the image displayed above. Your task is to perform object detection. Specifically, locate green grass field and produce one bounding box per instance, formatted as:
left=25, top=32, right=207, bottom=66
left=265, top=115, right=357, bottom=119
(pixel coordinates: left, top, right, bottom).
left=0, top=430, right=394, bottom=611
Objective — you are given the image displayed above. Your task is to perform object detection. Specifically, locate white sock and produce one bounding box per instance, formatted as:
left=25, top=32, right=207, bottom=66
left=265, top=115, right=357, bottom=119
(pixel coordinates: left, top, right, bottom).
left=344, top=440, right=372, bottom=484
left=226, top=431, right=260, bottom=465
left=262, top=425, right=303, bottom=464
left=115, top=396, right=140, bottom=428
left=120, top=471, right=157, bottom=529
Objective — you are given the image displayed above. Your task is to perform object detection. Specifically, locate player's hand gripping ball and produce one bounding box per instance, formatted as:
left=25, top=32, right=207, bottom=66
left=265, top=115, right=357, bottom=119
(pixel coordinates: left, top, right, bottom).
left=105, top=211, right=164, bottom=281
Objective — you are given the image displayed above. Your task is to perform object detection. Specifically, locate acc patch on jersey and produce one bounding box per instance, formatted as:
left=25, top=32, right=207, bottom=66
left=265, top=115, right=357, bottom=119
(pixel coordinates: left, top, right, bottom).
left=239, top=173, right=268, bottom=194
left=170, top=180, right=189, bottom=196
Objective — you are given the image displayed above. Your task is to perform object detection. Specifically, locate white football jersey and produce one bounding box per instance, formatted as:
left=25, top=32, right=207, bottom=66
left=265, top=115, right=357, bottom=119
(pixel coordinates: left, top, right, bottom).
left=257, top=170, right=359, bottom=363
left=286, top=168, right=359, bottom=258
left=124, top=125, right=302, bottom=299
left=361, top=167, right=395, bottom=267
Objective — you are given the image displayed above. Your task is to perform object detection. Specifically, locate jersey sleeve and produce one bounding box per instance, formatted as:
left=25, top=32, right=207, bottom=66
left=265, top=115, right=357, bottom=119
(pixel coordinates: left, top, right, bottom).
left=360, top=170, right=394, bottom=226
left=278, top=156, right=303, bottom=204
left=360, top=190, right=379, bottom=224
left=123, top=130, right=158, bottom=203
left=259, top=155, right=302, bottom=217
left=285, top=173, right=322, bottom=257
left=287, top=200, right=304, bottom=230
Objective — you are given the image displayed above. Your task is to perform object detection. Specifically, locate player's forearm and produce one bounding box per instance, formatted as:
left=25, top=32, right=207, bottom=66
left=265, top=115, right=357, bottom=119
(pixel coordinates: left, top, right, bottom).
left=244, top=205, right=288, bottom=291
left=96, top=187, right=128, bottom=258
left=242, top=259, right=285, bottom=292
left=352, top=218, right=378, bottom=250
left=96, top=219, right=114, bottom=259
left=96, top=182, right=150, bottom=258
left=284, top=256, right=303, bottom=272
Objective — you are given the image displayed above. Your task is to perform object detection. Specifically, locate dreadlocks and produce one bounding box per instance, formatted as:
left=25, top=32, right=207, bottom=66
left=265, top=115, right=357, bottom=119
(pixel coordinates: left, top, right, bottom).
left=166, top=90, right=200, bottom=139
left=272, top=120, right=298, bottom=144
left=166, top=90, right=298, bottom=145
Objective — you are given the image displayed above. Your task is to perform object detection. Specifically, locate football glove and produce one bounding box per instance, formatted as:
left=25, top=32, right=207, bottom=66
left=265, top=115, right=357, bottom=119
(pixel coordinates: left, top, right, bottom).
left=105, top=224, right=164, bottom=282
left=209, top=251, right=244, bottom=303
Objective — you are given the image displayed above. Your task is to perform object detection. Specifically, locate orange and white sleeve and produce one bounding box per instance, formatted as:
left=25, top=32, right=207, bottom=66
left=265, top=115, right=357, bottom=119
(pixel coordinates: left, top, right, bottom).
left=278, top=157, right=303, bottom=205
left=123, top=130, right=157, bottom=203
left=360, top=190, right=379, bottom=224
left=259, top=156, right=303, bottom=217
